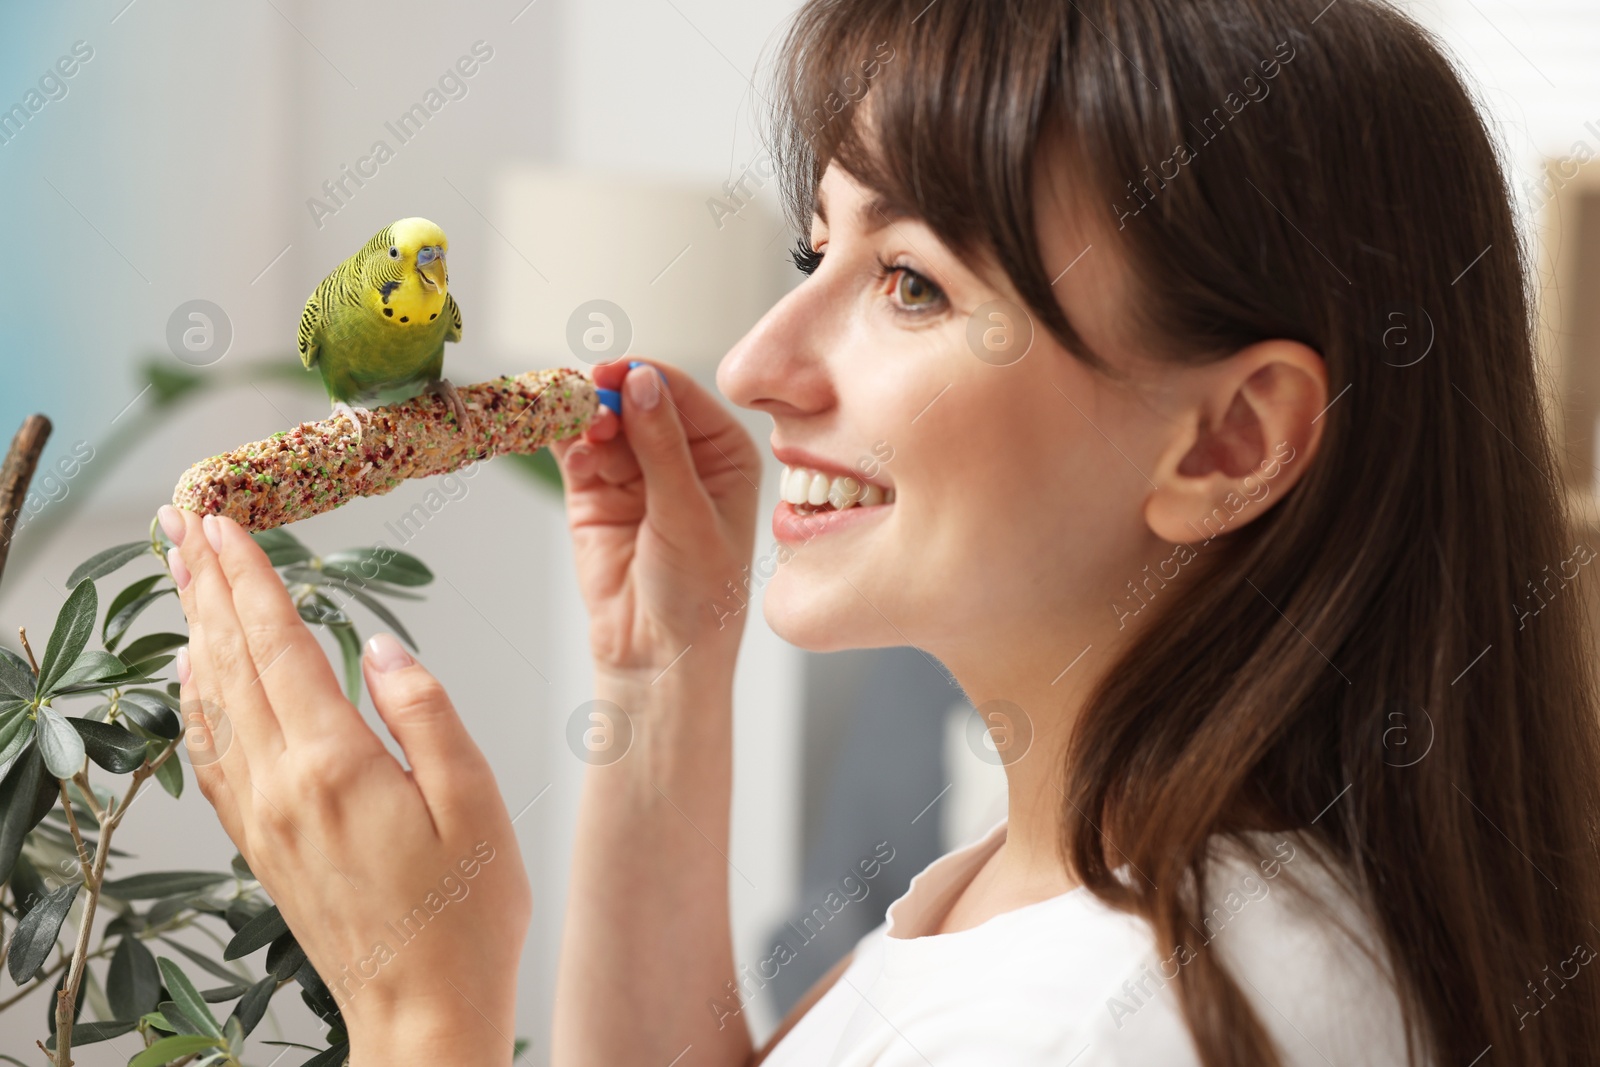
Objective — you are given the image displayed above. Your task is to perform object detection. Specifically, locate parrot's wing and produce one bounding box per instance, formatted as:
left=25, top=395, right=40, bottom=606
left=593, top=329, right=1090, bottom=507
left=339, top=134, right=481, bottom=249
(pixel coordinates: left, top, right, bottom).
left=444, top=292, right=463, bottom=343
left=297, top=279, right=333, bottom=369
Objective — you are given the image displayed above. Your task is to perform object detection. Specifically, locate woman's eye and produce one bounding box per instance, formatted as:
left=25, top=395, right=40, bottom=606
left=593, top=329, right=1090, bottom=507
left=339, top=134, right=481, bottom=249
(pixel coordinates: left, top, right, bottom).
left=890, top=267, right=944, bottom=311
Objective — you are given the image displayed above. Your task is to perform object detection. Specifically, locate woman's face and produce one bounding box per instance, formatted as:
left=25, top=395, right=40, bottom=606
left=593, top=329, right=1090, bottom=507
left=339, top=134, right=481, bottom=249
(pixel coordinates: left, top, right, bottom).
left=716, top=162, right=1186, bottom=675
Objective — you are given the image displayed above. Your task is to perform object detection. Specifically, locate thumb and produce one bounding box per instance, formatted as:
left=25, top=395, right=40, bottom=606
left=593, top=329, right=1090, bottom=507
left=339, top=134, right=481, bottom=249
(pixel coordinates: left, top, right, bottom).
left=618, top=363, right=716, bottom=536
left=362, top=633, right=491, bottom=826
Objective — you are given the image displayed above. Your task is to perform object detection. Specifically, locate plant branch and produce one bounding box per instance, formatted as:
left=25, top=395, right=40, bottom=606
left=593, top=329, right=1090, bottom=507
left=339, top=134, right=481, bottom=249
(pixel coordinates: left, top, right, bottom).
left=0, top=413, right=51, bottom=594
left=18, top=626, right=38, bottom=673
left=56, top=781, right=94, bottom=884
left=53, top=741, right=179, bottom=1066
left=70, top=772, right=105, bottom=824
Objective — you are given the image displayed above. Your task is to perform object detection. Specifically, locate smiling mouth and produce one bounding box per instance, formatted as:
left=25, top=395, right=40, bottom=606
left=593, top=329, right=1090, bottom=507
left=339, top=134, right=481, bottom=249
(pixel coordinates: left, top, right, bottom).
left=780, top=463, right=895, bottom=515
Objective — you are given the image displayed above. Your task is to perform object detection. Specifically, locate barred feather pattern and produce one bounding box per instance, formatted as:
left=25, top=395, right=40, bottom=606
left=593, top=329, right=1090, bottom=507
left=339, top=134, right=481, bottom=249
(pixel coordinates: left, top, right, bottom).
left=297, top=223, right=413, bottom=368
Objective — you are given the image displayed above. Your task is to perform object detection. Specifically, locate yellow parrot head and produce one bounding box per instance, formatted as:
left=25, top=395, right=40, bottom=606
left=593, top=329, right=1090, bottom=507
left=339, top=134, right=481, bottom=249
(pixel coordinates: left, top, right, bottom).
left=386, top=217, right=449, bottom=294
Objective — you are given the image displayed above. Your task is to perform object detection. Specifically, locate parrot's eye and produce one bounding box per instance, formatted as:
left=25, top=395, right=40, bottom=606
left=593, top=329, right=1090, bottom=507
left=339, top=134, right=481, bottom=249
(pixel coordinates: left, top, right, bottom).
left=389, top=246, right=399, bottom=259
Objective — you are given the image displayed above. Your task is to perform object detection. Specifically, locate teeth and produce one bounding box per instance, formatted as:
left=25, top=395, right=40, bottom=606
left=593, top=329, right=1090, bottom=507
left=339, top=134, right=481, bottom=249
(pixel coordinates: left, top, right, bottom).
left=780, top=465, right=893, bottom=511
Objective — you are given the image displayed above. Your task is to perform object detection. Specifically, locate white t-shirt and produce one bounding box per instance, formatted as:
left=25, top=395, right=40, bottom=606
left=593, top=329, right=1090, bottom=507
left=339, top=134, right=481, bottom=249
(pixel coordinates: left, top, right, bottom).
left=763, top=818, right=1416, bottom=1066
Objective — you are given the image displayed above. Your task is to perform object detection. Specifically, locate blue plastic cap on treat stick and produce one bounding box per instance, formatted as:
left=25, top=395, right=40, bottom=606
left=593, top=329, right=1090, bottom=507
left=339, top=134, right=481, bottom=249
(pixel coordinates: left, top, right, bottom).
left=596, top=361, right=651, bottom=415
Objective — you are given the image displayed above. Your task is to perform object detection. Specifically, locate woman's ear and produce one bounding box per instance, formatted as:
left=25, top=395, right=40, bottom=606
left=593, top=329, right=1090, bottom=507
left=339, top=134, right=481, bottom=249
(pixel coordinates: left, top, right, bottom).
left=1144, top=340, right=1327, bottom=544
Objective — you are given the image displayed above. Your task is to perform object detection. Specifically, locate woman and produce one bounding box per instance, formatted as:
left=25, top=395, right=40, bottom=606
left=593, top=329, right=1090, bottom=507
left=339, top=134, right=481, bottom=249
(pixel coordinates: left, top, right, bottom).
left=155, top=0, right=1600, bottom=1062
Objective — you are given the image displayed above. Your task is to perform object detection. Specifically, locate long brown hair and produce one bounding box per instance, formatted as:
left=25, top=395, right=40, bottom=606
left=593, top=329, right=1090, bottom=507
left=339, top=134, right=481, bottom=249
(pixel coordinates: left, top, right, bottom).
left=768, top=0, right=1600, bottom=1063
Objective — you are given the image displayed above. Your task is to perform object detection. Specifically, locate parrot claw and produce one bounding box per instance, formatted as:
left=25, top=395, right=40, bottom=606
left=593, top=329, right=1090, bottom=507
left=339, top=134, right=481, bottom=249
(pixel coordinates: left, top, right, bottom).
left=428, top=378, right=473, bottom=435
left=330, top=401, right=371, bottom=443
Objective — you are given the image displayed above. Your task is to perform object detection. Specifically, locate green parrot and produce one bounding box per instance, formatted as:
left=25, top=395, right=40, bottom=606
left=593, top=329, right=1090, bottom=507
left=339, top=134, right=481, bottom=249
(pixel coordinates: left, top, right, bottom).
left=298, top=216, right=469, bottom=440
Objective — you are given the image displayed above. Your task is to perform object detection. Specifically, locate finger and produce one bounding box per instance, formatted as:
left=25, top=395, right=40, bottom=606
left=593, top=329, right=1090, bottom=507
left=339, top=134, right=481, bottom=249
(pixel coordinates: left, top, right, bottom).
left=167, top=510, right=280, bottom=773
left=204, top=514, right=372, bottom=747
left=176, top=510, right=286, bottom=764
left=361, top=633, right=494, bottom=833
left=617, top=364, right=720, bottom=539
left=175, top=644, right=247, bottom=837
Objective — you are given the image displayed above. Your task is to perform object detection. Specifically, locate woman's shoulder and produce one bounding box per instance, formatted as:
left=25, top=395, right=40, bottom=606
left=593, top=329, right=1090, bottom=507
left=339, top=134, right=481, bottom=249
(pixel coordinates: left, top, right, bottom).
left=1073, top=829, right=1417, bottom=1066
left=765, top=825, right=1417, bottom=1067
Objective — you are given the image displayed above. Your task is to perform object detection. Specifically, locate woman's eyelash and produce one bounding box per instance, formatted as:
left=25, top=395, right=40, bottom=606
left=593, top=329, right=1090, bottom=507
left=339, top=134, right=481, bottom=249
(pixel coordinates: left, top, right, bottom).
left=792, top=237, right=824, bottom=276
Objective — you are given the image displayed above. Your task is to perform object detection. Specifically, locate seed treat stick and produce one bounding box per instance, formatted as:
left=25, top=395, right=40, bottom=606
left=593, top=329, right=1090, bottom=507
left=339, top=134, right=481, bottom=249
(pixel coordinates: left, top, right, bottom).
left=172, top=367, right=597, bottom=532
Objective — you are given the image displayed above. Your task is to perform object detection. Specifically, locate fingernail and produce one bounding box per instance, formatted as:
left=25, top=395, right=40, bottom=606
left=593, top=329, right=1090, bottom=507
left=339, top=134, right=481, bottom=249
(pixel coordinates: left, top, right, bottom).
left=157, top=505, right=186, bottom=546
left=566, top=444, right=596, bottom=476
left=366, top=632, right=414, bottom=672
left=175, top=645, right=192, bottom=685
left=168, top=548, right=191, bottom=591
left=627, top=365, right=661, bottom=411
left=202, top=514, right=223, bottom=552
left=630, top=361, right=669, bottom=395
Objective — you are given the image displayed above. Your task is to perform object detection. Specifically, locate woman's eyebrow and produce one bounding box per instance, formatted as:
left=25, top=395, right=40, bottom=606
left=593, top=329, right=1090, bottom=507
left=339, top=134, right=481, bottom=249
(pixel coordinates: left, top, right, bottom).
left=858, top=195, right=912, bottom=233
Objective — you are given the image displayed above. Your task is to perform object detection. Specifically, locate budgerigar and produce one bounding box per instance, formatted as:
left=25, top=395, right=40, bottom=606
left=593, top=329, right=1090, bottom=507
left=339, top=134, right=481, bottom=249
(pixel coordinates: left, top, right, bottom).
left=298, top=217, right=469, bottom=441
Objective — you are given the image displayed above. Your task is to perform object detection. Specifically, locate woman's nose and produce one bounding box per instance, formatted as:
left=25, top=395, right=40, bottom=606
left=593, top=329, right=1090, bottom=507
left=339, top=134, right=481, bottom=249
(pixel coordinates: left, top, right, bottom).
left=717, top=281, right=836, bottom=418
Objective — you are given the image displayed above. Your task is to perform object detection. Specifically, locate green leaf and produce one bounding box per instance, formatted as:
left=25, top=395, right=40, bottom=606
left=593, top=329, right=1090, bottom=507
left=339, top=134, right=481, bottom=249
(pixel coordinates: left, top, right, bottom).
left=36, top=577, right=98, bottom=696
left=322, top=547, right=433, bottom=586
left=57, top=648, right=128, bottom=688
left=330, top=623, right=362, bottom=704
left=159, top=935, right=253, bottom=987
left=43, top=1018, right=138, bottom=1050
left=154, top=750, right=184, bottom=797
left=35, top=705, right=86, bottom=777
left=301, top=1040, right=350, bottom=1066
left=105, top=588, right=176, bottom=652
left=128, top=1033, right=224, bottom=1067
left=265, top=930, right=306, bottom=981
left=297, top=592, right=349, bottom=627
left=71, top=718, right=148, bottom=773
left=6, top=881, right=81, bottom=983
left=224, top=903, right=287, bottom=960
left=0, top=744, right=51, bottom=886
left=0, top=647, right=33, bottom=700
left=118, top=691, right=181, bottom=739
left=229, top=852, right=253, bottom=880
left=8, top=854, right=47, bottom=919
left=157, top=955, right=224, bottom=1038
left=252, top=527, right=313, bottom=567
left=102, top=870, right=232, bottom=900
left=340, top=585, right=418, bottom=650
left=108, top=934, right=163, bottom=1019
left=295, top=961, right=340, bottom=1023
left=224, top=1013, right=245, bottom=1057
left=118, top=632, right=188, bottom=666
left=66, top=541, right=151, bottom=590
left=0, top=705, right=35, bottom=785
left=284, top=568, right=424, bottom=601
left=227, top=975, right=277, bottom=1038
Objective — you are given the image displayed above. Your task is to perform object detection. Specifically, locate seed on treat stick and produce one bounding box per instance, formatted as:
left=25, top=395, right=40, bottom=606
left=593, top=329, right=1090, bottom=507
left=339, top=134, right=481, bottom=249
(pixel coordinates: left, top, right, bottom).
left=172, top=367, right=597, bottom=532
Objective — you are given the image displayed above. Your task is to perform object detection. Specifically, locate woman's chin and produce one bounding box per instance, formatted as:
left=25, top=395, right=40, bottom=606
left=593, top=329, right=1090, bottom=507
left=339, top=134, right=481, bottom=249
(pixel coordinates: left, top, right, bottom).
left=761, top=572, right=900, bottom=653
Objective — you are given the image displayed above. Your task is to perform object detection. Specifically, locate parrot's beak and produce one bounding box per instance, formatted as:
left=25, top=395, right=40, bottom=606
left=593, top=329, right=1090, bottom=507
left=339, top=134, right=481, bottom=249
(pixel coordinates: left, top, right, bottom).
left=416, top=247, right=447, bottom=292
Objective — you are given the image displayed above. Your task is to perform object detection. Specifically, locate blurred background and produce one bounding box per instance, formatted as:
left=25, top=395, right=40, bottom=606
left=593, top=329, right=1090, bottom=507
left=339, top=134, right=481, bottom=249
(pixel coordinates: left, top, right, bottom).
left=0, top=0, right=1596, bottom=1061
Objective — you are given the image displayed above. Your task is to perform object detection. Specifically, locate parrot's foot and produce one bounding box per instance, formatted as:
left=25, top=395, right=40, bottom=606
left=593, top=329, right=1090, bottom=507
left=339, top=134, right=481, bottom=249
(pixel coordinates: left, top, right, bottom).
left=427, top=378, right=473, bottom=435
left=330, top=401, right=372, bottom=443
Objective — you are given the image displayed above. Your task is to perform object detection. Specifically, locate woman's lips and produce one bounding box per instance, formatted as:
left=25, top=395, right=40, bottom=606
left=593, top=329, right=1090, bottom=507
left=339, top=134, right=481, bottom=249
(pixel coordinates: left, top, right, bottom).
left=772, top=499, right=893, bottom=544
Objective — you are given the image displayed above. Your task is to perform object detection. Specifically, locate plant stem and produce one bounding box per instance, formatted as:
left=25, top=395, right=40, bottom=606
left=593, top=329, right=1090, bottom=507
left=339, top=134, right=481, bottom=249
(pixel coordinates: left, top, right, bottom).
left=53, top=739, right=179, bottom=1066
left=70, top=772, right=105, bottom=824
left=57, top=781, right=94, bottom=884
left=18, top=626, right=38, bottom=673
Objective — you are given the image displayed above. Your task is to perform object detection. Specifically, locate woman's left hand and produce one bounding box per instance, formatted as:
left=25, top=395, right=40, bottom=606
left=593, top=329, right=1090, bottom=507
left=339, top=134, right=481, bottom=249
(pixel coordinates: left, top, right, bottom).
left=157, top=506, right=534, bottom=1067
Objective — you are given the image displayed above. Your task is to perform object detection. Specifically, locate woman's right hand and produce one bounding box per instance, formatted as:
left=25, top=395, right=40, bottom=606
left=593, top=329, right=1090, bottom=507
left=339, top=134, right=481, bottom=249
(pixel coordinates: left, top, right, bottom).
left=550, top=360, right=761, bottom=682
